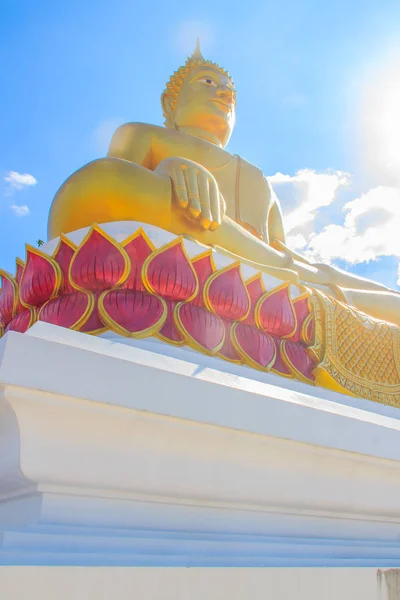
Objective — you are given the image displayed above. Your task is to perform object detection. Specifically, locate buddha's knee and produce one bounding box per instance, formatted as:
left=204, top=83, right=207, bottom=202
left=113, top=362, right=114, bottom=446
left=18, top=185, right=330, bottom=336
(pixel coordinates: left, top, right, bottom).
left=63, top=157, right=142, bottom=187
left=71, top=157, right=168, bottom=195
left=48, top=157, right=172, bottom=239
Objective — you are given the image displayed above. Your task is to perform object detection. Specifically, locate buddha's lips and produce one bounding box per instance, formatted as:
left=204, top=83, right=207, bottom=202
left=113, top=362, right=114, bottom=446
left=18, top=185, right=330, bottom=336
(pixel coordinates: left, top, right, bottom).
left=210, top=98, right=232, bottom=112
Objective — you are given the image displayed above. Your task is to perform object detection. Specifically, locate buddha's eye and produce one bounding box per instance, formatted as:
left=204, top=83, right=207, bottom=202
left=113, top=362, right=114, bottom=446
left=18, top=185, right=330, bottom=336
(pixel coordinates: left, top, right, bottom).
left=198, top=77, right=217, bottom=87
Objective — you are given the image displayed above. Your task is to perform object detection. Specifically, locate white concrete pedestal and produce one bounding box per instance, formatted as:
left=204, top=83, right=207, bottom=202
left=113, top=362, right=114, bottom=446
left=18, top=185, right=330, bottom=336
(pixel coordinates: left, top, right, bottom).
left=1, top=322, right=400, bottom=598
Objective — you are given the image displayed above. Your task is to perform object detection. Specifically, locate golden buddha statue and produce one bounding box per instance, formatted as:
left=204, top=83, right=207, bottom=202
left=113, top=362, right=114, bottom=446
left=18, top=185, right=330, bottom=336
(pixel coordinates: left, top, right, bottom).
left=48, top=42, right=400, bottom=327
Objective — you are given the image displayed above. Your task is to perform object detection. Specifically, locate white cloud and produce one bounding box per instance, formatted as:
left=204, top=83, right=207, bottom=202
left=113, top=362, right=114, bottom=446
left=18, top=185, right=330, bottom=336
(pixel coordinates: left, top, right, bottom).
left=285, top=233, right=308, bottom=251
left=302, top=186, right=400, bottom=264
left=10, top=204, right=30, bottom=216
left=269, top=169, right=350, bottom=235
left=4, top=171, right=37, bottom=191
left=271, top=170, right=400, bottom=282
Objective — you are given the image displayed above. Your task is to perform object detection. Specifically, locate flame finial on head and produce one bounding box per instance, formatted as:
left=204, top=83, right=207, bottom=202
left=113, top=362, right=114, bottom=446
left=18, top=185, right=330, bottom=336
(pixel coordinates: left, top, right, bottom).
left=162, top=40, right=234, bottom=125
left=192, top=37, right=204, bottom=61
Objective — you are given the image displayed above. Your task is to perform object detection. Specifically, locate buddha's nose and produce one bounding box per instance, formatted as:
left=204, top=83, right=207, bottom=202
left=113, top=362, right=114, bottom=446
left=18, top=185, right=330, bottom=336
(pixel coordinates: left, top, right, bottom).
left=217, top=86, right=233, bottom=102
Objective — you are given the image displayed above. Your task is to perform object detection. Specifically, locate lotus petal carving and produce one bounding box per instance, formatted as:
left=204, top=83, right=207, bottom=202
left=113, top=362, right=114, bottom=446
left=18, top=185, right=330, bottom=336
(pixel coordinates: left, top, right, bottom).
left=6, top=308, right=37, bottom=333
left=255, top=283, right=296, bottom=339
left=156, top=298, right=184, bottom=345
left=271, top=339, right=292, bottom=378
left=122, top=228, right=155, bottom=292
left=100, top=288, right=166, bottom=338
left=15, top=258, right=24, bottom=285
left=303, top=314, right=314, bottom=345
left=15, top=258, right=25, bottom=314
left=69, top=225, right=130, bottom=291
left=20, top=246, right=61, bottom=308
left=0, top=270, right=18, bottom=327
left=204, top=262, right=250, bottom=321
left=190, top=250, right=216, bottom=309
left=232, top=322, right=275, bottom=370
left=292, top=293, right=312, bottom=343
left=175, top=302, right=224, bottom=353
left=39, top=291, right=93, bottom=330
left=243, top=274, right=265, bottom=326
left=143, top=237, right=198, bottom=302
left=217, top=319, right=241, bottom=362
left=53, top=235, right=77, bottom=294
left=281, top=339, right=315, bottom=383
left=79, top=292, right=107, bottom=334
left=0, top=224, right=320, bottom=390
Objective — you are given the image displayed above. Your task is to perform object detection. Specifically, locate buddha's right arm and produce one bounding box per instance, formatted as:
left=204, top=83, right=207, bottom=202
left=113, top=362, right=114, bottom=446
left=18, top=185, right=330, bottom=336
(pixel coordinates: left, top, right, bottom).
left=107, top=123, right=154, bottom=168
left=177, top=211, right=319, bottom=283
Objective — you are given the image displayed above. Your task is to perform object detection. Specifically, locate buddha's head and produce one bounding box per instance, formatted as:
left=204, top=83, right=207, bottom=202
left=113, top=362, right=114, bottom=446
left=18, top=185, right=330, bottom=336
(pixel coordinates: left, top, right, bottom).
left=162, top=42, right=236, bottom=147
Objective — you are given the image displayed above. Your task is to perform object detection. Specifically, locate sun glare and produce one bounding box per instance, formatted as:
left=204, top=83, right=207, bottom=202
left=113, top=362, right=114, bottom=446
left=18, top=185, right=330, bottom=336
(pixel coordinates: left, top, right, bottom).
left=360, top=56, right=400, bottom=183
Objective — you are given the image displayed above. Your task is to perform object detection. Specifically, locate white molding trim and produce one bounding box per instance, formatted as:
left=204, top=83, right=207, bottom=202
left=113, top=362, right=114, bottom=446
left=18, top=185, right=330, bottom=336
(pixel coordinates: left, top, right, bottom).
left=1, top=323, right=400, bottom=567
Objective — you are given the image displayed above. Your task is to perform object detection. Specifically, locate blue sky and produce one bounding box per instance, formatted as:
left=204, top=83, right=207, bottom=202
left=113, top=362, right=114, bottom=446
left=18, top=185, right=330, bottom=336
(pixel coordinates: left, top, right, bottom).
left=1, top=0, right=400, bottom=288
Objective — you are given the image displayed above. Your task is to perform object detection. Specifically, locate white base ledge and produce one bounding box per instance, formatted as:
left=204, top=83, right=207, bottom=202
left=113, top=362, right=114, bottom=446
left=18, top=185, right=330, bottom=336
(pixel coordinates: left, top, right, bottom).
left=0, top=567, right=397, bottom=600
left=0, top=322, right=400, bottom=568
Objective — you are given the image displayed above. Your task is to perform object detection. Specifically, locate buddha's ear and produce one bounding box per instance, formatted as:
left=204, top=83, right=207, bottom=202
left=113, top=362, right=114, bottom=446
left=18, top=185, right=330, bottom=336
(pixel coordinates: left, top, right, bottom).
left=161, top=93, right=175, bottom=128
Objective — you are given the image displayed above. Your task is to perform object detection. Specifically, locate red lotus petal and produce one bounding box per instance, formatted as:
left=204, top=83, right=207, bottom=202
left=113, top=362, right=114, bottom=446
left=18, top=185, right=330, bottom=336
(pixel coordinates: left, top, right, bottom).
left=217, top=319, right=241, bottom=362
left=39, top=291, right=93, bottom=330
left=271, top=339, right=292, bottom=377
left=204, top=263, right=250, bottom=321
left=243, top=274, right=265, bottom=326
left=157, top=298, right=184, bottom=344
left=5, top=308, right=37, bottom=333
left=191, top=251, right=215, bottom=308
left=292, top=294, right=311, bottom=343
left=69, top=225, right=130, bottom=291
left=281, top=339, right=316, bottom=383
left=122, top=229, right=154, bottom=292
left=143, top=238, right=198, bottom=302
left=176, top=302, right=224, bottom=353
left=0, top=270, right=18, bottom=326
left=15, top=259, right=25, bottom=315
left=100, top=289, right=166, bottom=337
left=304, top=314, right=314, bottom=345
left=79, top=292, right=106, bottom=334
left=255, top=283, right=296, bottom=338
left=233, top=323, right=275, bottom=370
left=20, top=246, right=61, bottom=308
left=15, top=258, right=24, bottom=284
left=53, top=235, right=77, bottom=294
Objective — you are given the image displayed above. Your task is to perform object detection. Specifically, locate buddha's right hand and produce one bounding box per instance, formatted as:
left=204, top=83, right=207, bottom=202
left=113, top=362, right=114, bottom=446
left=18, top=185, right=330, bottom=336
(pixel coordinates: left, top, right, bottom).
left=155, top=157, right=224, bottom=231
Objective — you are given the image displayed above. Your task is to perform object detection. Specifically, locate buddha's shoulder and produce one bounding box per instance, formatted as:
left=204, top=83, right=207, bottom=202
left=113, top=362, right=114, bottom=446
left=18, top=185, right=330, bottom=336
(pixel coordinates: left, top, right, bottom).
left=111, top=122, right=165, bottom=140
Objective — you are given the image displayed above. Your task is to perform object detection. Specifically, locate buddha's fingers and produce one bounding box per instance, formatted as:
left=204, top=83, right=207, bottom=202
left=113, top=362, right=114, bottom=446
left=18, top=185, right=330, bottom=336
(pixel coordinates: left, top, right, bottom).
left=208, top=180, right=220, bottom=231
left=173, top=166, right=189, bottom=208
left=197, top=175, right=213, bottom=229
left=183, top=167, right=201, bottom=219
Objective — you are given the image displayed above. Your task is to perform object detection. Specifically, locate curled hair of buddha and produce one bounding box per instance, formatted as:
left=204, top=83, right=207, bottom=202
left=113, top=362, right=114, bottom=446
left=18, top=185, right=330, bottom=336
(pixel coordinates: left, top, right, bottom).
left=162, top=40, right=235, bottom=127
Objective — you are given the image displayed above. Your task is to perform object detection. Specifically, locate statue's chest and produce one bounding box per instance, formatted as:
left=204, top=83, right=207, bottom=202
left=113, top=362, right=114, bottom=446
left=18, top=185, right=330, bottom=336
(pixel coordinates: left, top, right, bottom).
left=153, top=133, right=230, bottom=170
left=213, top=159, right=270, bottom=238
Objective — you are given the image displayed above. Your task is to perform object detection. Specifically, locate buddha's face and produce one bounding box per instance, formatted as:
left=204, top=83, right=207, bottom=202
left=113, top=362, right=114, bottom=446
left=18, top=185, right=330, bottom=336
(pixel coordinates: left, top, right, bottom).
left=167, top=65, right=236, bottom=147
